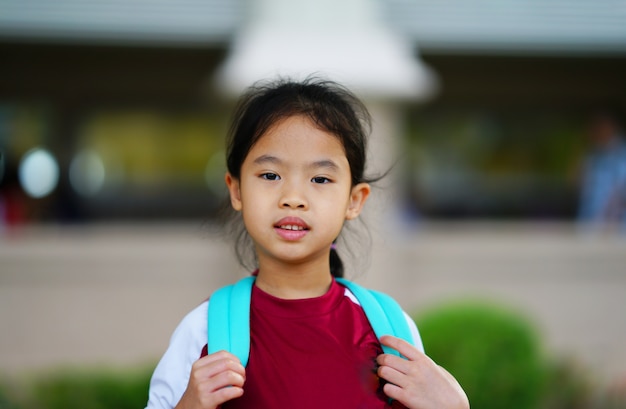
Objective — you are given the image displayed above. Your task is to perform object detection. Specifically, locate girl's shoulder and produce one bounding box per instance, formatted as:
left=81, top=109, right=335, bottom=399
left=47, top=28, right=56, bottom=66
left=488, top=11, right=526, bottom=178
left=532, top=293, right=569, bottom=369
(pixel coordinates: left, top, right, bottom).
left=176, top=300, right=208, bottom=332
left=145, top=300, right=209, bottom=409
left=165, top=300, right=209, bottom=358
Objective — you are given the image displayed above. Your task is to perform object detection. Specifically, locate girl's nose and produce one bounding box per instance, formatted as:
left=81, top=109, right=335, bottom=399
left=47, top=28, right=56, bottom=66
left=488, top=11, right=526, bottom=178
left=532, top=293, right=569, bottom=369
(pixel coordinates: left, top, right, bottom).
left=281, top=197, right=307, bottom=209
left=280, top=188, right=307, bottom=209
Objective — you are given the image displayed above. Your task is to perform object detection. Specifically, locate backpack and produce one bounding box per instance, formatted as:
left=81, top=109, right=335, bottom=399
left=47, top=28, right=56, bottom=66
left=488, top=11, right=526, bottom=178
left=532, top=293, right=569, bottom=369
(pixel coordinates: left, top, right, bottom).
left=207, top=276, right=415, bottom=367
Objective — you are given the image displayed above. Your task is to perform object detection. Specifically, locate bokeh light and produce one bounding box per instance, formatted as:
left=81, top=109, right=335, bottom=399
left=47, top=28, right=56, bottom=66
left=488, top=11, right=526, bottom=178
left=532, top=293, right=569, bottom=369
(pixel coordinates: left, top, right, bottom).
left=69, top=149, right=106, bottom=197
left=18, top=148, right=59, bottom=199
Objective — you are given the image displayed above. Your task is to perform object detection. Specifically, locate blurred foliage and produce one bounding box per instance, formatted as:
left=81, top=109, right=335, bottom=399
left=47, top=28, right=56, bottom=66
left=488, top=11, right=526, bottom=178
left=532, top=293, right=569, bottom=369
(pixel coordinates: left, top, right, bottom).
left=407, top=109, right=584, bottom=176
left=405, top=109, right=584, bottom=218
left=80, top=110, right=225, bottom=188
left=0, top=380, right=21, bottom=409
left=414, top=299, right=626, bottom=409
left=540, top=358, right=595, bottom=409
left=0, top=366, right=153, bottom=409
left=414, top=300, right=547, bottom=409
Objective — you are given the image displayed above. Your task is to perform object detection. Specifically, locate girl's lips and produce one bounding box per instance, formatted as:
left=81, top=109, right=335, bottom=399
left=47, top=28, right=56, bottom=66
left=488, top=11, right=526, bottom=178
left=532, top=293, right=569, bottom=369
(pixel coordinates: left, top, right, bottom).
left=274, top=217, right=309, bottom=241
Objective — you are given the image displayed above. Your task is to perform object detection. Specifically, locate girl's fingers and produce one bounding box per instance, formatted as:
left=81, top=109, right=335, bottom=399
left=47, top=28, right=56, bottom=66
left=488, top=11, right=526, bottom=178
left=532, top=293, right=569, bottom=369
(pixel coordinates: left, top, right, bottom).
left=192, top=351, right=246, bottom=381
left=379, top=335, right=424, bottom=362
left=376, top=335, right=437, bottom=390
left=178, top=383, right=243, bottom=409
left=377, top=335, right=433, bottom=379
left=376, top=337, right=470, bottom=408
left=212, top=385, right=244, bottom=404
left=195, top=350, right=242, bottom=368
left=377, top=353, right=412, bottom=378
left=382, top=381, right=410, bottom=404
left=377, top=362, right=409, bottom=389
left=180, top=353, right=247, bottom=409
left=207, top=369, right=246, bottom=391
left=190, top=366, right=245, bottom=394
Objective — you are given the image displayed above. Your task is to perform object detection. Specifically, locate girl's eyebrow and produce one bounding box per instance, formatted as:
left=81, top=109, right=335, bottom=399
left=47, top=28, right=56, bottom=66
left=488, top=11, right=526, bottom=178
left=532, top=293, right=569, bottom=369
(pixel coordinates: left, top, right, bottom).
left=252, top=154, right=281, bottom=165
left=310, top=159, right=340, bottom=172
left=252, top=155, right=340, bottom=171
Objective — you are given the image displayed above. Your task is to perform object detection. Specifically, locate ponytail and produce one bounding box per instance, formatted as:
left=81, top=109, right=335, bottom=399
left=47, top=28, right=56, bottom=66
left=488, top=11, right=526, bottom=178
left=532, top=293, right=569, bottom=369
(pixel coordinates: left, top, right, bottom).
left=329, top=243, right=344, bottom=278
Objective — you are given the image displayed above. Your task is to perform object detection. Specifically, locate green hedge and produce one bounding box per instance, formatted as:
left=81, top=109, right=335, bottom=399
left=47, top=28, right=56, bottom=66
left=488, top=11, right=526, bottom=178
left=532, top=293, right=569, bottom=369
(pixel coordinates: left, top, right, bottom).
left=0, top=367, right=153, bottom=409
left=414, top=300, right=547, bottom=409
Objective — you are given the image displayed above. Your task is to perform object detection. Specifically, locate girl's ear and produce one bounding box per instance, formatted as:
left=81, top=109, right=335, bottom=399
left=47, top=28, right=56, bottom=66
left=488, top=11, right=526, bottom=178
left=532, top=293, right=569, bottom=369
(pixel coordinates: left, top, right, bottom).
left=345, top=182, right=371, bottom=220
left=225, top=172, right=243, bottom=211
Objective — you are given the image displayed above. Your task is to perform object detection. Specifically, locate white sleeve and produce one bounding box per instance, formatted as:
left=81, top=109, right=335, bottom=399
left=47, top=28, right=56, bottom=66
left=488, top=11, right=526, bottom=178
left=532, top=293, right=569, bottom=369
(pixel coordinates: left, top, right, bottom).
left=403, top=312, right=425, bottom=353
left=145, top=301, right=209, bottom=409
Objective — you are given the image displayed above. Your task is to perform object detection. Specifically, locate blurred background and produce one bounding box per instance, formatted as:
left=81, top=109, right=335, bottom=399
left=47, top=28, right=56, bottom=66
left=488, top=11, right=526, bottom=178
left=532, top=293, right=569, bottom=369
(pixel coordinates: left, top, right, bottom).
left=1, top=0, right=626, bottom=408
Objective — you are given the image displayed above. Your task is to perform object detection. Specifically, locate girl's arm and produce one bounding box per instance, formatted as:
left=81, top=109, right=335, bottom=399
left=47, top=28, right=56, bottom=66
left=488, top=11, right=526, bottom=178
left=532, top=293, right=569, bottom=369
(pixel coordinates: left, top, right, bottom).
left=145, top=300, right=247, bottom=409
left=175, top=351, right=245, bottom=409
left=377, top=335, right=469, bottom=409
left=145, top=302, right=209, bottom=409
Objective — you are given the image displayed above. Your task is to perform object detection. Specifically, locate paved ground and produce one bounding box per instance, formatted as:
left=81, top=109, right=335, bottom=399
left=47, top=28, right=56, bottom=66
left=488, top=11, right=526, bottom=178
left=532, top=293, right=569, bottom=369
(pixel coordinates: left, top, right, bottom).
left=1, top=222, right=625, bottom=386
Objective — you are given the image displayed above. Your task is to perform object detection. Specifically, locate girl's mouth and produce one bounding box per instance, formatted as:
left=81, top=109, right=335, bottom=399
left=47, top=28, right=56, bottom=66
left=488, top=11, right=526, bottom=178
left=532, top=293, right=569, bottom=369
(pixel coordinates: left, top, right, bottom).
left=274, top=217, right=309, bottom=240
left=277, top=224, right=305, bottom=231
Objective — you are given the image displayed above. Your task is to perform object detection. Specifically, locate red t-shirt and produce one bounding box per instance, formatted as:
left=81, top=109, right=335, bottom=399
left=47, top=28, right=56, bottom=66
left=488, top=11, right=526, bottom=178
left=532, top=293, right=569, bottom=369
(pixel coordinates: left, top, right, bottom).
left=201, top=279, right=406, bottom=408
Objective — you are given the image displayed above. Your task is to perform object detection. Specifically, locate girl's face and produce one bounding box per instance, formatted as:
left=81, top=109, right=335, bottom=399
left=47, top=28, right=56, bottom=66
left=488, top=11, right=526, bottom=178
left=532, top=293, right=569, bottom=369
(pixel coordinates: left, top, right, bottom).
left=225, top=115, right=370, bottom=273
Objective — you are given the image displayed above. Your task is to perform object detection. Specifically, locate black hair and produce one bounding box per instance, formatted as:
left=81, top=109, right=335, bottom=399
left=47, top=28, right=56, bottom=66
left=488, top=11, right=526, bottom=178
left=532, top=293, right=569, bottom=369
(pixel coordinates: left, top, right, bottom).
left=225, top=77, right=373, bottom=278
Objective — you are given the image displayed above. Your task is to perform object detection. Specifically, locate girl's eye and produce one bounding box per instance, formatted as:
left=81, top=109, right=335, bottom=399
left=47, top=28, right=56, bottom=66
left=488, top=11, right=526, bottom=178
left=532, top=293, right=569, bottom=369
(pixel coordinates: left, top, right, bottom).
left=312, top=176, right=331, bottom=184
left=261, top=173, right=280, bottom=181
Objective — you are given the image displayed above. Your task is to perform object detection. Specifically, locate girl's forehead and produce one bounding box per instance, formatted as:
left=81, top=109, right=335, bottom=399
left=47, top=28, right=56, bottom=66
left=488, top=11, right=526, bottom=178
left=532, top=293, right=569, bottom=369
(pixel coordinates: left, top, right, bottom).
left=251, top=115, right=347, bottom=158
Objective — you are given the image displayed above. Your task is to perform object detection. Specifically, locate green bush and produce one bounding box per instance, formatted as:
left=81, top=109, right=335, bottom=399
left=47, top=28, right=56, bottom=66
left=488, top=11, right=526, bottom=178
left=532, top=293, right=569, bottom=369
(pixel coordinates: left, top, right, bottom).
left=0, top=381, right=22, bottom=409
left=18, top=367, right=153, bottom=409
left=540, top=358, right=594, bottom=409
left=414, top=300, right=547, bottom=409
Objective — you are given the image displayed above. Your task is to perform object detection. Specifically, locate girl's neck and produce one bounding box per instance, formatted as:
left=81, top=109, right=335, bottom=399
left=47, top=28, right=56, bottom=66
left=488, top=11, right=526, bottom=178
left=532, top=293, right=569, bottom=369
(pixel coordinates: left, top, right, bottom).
left=254, top=261, right=333, bottom=300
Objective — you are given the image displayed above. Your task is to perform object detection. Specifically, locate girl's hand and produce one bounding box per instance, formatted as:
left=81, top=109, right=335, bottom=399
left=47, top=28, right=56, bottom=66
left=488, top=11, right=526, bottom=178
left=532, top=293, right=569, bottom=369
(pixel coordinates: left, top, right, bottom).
left=377, top=336, right=469, bottom=409
left=175, top=351, right=246, bottom=409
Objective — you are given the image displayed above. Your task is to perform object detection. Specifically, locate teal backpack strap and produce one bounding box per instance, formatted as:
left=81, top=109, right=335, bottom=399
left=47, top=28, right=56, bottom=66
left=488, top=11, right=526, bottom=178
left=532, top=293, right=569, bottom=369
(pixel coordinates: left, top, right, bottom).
left=207, top=276, right=256, bottom=367
left=336, top=278, right=414, bottom=358
left=368, top=290, right=415, bottom=349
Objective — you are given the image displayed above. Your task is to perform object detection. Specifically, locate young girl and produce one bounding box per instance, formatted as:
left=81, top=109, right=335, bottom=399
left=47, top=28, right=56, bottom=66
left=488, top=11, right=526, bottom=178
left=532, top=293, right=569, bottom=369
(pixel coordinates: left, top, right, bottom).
left=145, top=78, right=468, bottom=409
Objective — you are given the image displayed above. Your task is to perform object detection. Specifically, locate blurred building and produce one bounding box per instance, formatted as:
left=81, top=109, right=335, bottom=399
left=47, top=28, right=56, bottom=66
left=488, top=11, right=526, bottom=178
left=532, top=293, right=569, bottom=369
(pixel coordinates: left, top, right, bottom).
left=1, top=0, right=625, bottom=223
